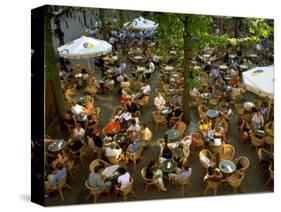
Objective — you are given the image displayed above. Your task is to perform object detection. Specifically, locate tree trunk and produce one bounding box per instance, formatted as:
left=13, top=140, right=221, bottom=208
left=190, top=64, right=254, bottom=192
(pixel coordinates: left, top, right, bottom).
left=45, top=8, right=67, bottom=130
left=182, top=16, right=191, bottom=125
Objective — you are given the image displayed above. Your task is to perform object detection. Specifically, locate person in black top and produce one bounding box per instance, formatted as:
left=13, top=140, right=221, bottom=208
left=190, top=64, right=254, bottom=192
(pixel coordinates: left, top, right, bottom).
left=125, top=98, right=140, bottom=116
left=90, top=128, right=103, bottom=159
left=161, top=135, right=173, bottom=160
left=145, top=160, right=157, bottom=179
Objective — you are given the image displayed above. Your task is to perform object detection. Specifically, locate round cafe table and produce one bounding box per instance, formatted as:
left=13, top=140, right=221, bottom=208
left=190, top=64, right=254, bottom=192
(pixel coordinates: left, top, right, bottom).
left=160, top=159, right=178, bottom=173
left=206, top=109, right=219, bottom=119
left=48, top=139, right=65, bottom=152
left=219, top=160, right=236, bottom=174
left=240, top=64, right=249, bottom=70
left=243, top=102, right=255, bottom=111
left=165, top=129, right=180, bottom=142
left=219, top=64, right=228, bottom=70
left=161, top=107, right=173, bottom=115
left=134, top=56, right=143, bottom=60
left=164, top=66, right=174, bottom=71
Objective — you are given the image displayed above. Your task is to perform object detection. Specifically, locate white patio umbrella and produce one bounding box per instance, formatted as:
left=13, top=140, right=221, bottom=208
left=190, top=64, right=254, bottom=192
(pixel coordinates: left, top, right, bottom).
left=57, top=35, right=112, bottom=70
left=123, top=16, right=158, bottom=31
left=242, top=66, right=274, bottom=118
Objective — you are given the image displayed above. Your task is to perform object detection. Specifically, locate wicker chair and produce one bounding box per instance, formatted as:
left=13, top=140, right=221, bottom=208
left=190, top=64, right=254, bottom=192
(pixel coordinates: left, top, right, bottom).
left=208, top=97, right=220, bottom=107
left=106, top=154, right=126, bottom=165
left=45, top=175, right=73, bottom=201
left=93, top=107, right=101, bottom=122
left=126, top=147, right=143, bottom=169
left=220, top=144, right=235, bottom=161
left=226, top=171, right=245, bottom=193
left=136, top=95, right=150, bottom=107
left=177, top=176, right=192, bottom=197
left=172, top=121, right=186, bottom=138
left=203, top=179, right=221, bottom=195
left=233, top=156, right=250, bottom=179
left=264, top=121, right=274, bottom=137
left=69, top=143, right=88, bottom=167
left=111, top=105, right=124, bottom=119
left=169, top=113, right=184, bottom=127
left=265, top=164, right=274, bottom=186
left=248, top=134, right=264, bottom=153
left=198, top=104, right=208, bottom=120
left=152, top=111, right=167, bottom=131
left=234, top=104, right=244, bottom=117
left=141, top=167, right=161, bottom=192
left=257, top=148, right=273, bottom=169
left=85, top=180, right=110, bottom=203
left=114, top=178, right=137, bottom=201
left=89, top=159, right=110, bottom=172
left=199, top=149, right=217, bottom=169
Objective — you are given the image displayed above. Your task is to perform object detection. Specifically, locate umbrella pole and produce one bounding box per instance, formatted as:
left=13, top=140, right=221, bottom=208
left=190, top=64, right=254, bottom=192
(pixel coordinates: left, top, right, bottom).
left=87, top=58, right=91, bottom=71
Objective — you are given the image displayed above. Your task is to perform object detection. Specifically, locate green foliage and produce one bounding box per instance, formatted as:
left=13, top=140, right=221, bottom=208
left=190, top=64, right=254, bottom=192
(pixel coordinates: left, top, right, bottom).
left=247, top=18, right=273, bottom=39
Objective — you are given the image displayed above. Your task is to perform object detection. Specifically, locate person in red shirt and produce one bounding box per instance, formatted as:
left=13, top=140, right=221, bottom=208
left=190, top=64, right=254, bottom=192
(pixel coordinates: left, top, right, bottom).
left=105, top=119, right=121, bottom=136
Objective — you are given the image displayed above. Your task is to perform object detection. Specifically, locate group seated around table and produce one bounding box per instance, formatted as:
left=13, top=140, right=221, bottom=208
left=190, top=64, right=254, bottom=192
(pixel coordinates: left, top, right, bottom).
left=145, top=160, right=167, bottom=191
left=88, top=165, right=112, bottom=192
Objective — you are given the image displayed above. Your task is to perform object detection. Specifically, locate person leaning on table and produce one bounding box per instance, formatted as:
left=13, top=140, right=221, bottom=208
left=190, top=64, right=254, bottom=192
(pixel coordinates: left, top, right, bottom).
left=88, top=165, right=112, bottom=192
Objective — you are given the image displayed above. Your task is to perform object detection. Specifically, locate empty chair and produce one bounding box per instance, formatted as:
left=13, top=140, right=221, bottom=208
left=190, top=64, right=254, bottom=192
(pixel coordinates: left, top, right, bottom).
left=141, top=167, right=161, bottom=192
left=177, top=176, right=192, bottom=197
left=265, top=164, right=274, bottom=186
left=248, top=134, right=264, bottom=153
left=199, top=149, right=217, bottom=169
left=152, top=111, right=167, bottom=131
left=220, top=144, right=235, bottom=161
left=114, top=178, right=137, bottom=201
left=203, top=179, right=221, bottom=195
left=85, top=180, right=110, bottom=203
left=226, top=171, right=245, bottom=193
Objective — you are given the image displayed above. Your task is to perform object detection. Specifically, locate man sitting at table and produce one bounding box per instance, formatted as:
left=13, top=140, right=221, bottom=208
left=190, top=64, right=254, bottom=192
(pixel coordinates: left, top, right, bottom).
left=45, top=163, right=67, bottom=190
left=168, top=163, right=192, bottom=184
left=204, top=168, right=224, bottom=183
left=71, top=101, right=86, bottom=116
left=139, top=123, right=153, bottom=147
left=198, top=119, right=212, bottom=137
left=105, top=143, right=122, bottom=160
left=104, top=118, right=121, bottom=137
left=154, top=92, right=166, bottom=110
left=88, top=165, right=112, bottom=192
left=127, top=141, right=142, bottom=153
left=116, top=167, right=131, bottom=191
left=88, top=128, right=103, bottom=159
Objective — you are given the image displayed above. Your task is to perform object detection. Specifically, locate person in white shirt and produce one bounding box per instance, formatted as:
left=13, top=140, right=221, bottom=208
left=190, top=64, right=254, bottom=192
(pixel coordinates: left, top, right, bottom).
left=127, top=119, right=141, bottom=133
left=105, top=143, right=122, bottom=159
left=117, top=167, right=131, bottom=191
left=141, top=83, right=151, bottom=96
left=149, top=61, right=155, bottom=73
left=71, top=101, right=86, bottom=115
left=72, top=124, right=85, bottom=142
left=252, top=109, right=264, bottom=129
left=154, top=93, right=166, bottom=110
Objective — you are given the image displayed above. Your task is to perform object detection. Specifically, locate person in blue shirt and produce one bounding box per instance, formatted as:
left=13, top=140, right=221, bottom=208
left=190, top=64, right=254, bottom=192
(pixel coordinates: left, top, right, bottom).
left=45, top=163, right=67, bottom=190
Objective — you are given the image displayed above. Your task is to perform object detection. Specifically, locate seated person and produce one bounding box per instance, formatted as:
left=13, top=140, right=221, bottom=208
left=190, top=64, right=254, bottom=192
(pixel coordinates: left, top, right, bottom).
left=88, top=128, right=103, bottom=159
left=104, top=118, right=121, bottom=137
left=141, top=83, right=151, bottom=96
left=71, top=101, right=86, bottom=116
left=71, top=123, right=85, bottom=142
left=219, top=104, right=232, bottom=120
left=51, top=151, right=69, bottom=170
left=215, top=114, right=228, bottom=140
left=168, top=164, right=192, bottom=184
left=120, top=88, right=130, bottom=104
left=88, top=165, right=112, bottom=192
left=127, top=119, right=141, bottom=133
left=169, top=92, right=182, bottom=107
left=117, top=167, right=131, bottom=191
left=145, top=160, right=167, bottom=191
left=190, top=87, right=200, bottom=97
left=85, top=114, right=98, bottom=135
left=105, top=143, right=122, bottom=160
left=154, top=92, right=166, bottom=110
left=64, top=111, right=77, bottom=131
left=127, top=141, right=142, bottom=153
left=169, top=103, right=183, bottom=122
left=125, top=98, right=140, bottom=116
left=45, top=163, right=67, bottom=190
left=204, top=168, right=223, bottom=182
left=198, top=119, right=212, bottom=136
